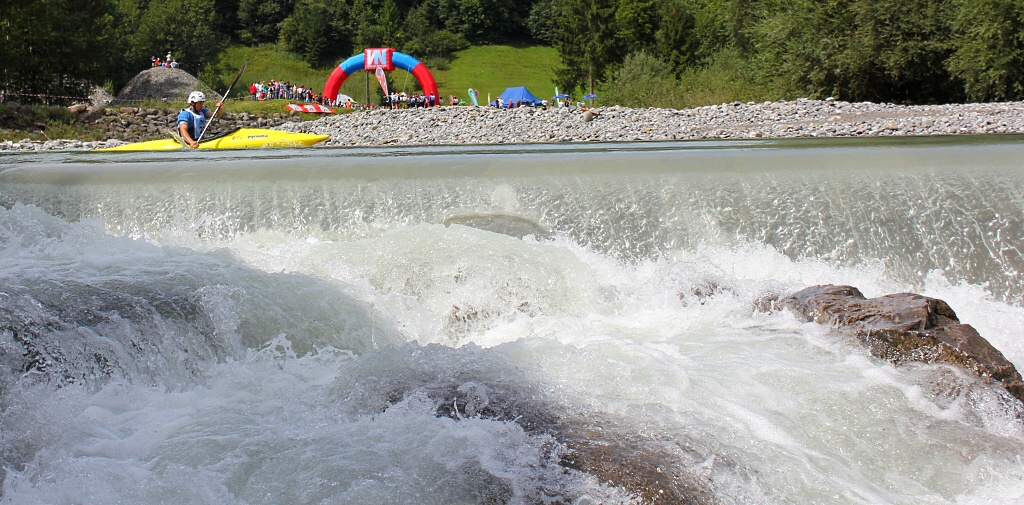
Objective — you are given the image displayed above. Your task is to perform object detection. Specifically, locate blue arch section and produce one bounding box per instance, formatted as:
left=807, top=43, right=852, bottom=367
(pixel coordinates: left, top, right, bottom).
left=338, top=52, right=420, bottom=75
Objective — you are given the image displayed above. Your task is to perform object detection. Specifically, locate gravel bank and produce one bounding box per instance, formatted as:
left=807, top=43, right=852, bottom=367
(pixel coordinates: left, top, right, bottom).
left=2, top=98, right=1023, bottom=151
left=279, top=98, right=1024, bottom=146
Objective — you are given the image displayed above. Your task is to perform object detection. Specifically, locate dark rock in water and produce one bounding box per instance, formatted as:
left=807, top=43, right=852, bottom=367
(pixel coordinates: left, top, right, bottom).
left=352, top=343, right=732, bottom=503
left=783, top=284, right=1024, bottom=402
left=0, top=285, right=224, bottom=389
left=678, top=281, right=725, bottom=306
left=558, top=428, right=720, bottom=504
left=442, top=213, right=552, bottom=240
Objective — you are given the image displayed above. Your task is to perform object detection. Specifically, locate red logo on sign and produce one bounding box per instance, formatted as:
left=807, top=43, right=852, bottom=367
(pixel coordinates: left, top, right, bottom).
left=364, top=48, right=395, bottom=71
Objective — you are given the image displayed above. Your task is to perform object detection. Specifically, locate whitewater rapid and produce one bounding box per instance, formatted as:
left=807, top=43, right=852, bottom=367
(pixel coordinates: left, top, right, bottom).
left=2, top=138, right=1024, bottom=504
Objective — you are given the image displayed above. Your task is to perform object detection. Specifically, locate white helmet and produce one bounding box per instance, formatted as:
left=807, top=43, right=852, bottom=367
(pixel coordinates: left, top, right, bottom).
left=187, top=91, right=206, bottom=103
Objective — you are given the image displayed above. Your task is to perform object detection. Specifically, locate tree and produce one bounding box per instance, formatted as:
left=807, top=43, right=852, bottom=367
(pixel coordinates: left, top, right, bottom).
left=615, top=0, right=658, bottom=51
left=551, top=0, right=619, bottom=95
left=947, top=0, right=1024, bottom=101
left=403, top=29, right=470, bottom=58
left=526, top=0, right=559, bottom=44
left=130, top=0, right=225, bottom=76
left=0, top=0, right=116, bottom=104
left=353, top=0, right=405, bottom=48
left=282, top=0, right=353, bottom=67
left=654, top=0, right=701, bottom=74
left=848, top=0, right=958, bottom=103
left=751, top=0, right=959, bottom=103
left=212, top=0, right=243, bottom=37
left=238, top=0, right=295, bottom=44
left=103, top=0, right=147, bottom=91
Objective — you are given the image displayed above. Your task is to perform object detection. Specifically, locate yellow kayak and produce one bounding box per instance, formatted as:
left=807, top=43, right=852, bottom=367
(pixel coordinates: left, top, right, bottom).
left=97, top=128, right=330, bottom=151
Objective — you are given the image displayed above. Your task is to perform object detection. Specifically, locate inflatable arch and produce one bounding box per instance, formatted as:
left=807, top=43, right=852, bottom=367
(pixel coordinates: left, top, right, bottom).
left=323, top=49, right=440, bottom=106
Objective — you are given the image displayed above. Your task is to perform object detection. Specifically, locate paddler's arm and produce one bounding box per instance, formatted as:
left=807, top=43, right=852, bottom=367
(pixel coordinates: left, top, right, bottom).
left=179, top=121, right=199, bottom=149
left=210, top=102, right=224, bottom=118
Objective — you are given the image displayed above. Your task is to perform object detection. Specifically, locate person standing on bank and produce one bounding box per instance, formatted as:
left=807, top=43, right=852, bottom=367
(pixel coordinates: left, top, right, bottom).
left=177, top=91, right=223, bottom=148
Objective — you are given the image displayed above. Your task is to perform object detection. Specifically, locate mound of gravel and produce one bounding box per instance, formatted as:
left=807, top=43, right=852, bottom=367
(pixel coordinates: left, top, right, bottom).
left=111, top=67, right=218, bottom=105
left=88, top=87, right=114, bottom=106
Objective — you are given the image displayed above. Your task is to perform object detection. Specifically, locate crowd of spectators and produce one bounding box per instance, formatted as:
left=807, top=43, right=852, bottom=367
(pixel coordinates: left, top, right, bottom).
left=151, top=51, right=178, bottom=68
left=494, top=98, right=551, bottom=109
left=249, top=80, right=326, bottom=104
left=235, top=79, right=583, bottom=111
left=384, top=92, right=439, bottom=108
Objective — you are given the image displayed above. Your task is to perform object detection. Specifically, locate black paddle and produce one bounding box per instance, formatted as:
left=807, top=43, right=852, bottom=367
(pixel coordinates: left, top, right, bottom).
left=196, top=61, right=247, bottom=143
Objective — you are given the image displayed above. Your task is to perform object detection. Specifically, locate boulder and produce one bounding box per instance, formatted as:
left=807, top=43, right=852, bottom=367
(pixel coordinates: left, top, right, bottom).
left=78, top=105, right=105, bottom=123
left=783, top=284, right=1024, bottom=402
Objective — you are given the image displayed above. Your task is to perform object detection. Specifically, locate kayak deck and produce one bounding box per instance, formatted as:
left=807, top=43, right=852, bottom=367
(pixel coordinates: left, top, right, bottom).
left=97, top=128, right=330, bottom=151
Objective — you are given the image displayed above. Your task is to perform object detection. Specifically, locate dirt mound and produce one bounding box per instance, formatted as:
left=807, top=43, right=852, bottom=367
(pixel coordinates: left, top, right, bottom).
left=111, top=67, right=218, bottom=105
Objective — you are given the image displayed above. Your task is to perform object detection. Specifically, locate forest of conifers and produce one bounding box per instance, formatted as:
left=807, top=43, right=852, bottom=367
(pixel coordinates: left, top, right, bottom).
left=3, top=0, right=1023, bottom=106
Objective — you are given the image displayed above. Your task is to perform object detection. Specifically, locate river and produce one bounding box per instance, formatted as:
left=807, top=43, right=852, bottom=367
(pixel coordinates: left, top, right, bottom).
left=1, top=136, right=1023, bottom=504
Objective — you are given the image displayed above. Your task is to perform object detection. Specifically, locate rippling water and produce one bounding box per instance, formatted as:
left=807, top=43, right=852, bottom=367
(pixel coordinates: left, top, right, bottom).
left=1, top=137, right=1023, bottom=504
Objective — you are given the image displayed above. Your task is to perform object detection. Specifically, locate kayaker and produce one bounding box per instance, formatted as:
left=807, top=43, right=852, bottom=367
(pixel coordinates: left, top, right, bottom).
left=177, top=91, right=223, bottom=148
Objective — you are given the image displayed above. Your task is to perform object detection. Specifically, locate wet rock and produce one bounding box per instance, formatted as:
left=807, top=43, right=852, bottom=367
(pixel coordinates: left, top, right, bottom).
left=783, top=284, right=1024, bottom=402
left=0, top=285, right=223, bottom=389
left=442, top=213, right=552, bottom=239
left=79, top=105, right=105, bottom=123
left=354, top=343, right=741, bottom=504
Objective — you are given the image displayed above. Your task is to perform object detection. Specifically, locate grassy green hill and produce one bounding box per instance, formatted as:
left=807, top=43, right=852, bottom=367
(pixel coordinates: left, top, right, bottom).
left=214, top=43, right=560, bottom=106
left=432, top=45, right=560, bottom=103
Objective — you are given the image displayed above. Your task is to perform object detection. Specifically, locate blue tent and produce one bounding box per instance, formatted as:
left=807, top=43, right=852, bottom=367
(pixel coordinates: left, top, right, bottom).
left=491, top=86, right=543, bottom=107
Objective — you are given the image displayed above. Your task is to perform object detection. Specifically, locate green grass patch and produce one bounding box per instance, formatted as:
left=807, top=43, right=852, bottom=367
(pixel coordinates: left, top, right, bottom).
left=42, top=120, right=107, bottom=142
left=434, top=44, right=560, bottom=104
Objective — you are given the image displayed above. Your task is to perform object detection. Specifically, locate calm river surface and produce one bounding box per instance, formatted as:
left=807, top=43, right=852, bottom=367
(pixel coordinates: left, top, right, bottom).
left=1, top=136, right=1023, bottom=504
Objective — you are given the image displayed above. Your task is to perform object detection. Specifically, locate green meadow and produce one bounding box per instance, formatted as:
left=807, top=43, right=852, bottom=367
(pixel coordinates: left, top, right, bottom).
left=214, top=44, right=561, bottom=106
left=432, top=45, right=561, bottom=103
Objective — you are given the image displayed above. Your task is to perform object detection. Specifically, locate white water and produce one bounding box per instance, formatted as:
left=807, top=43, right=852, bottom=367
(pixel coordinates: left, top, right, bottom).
left=1, top=139, right=1024, bottom=504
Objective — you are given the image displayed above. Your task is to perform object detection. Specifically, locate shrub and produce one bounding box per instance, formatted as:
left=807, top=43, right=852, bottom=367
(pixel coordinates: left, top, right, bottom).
left=677, top=49, right=775, bottom=107
left=599, top=51, right=684, bottom=108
